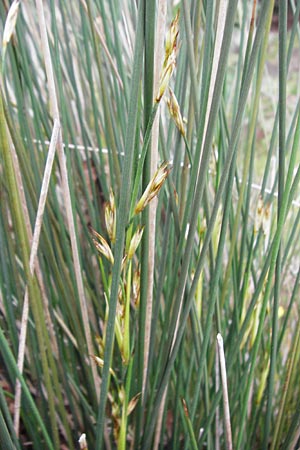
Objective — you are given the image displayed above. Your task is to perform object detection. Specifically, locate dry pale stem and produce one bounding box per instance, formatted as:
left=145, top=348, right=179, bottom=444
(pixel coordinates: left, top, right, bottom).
left=35, top=0, right=99, bottom=397
left=217, top=333, right=233, bottom=450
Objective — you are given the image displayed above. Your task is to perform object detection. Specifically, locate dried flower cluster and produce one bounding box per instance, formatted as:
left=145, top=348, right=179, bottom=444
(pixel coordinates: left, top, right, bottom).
left=135, top=161, right=172, bottom=214
left=156, top=10, right=180, bottom=102
left=166, top=87, right=185, bottom=136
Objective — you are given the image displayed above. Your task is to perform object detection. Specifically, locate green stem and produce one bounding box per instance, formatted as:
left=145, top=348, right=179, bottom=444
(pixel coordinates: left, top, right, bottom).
left=263, top=2, right=287, bottom=447
left=0, top=327, right=54, bottom=450
left=0, top=88, right=59, bottom=448
left=130, top=103, right=159, bottom=217
left=95, top=2, right=145, bottom=447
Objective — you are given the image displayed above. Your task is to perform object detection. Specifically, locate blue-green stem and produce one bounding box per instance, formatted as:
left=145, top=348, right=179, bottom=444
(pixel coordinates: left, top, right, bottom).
left=95, top=2, right=145, bottom=447
left=263, top=1, right=287, bottom=448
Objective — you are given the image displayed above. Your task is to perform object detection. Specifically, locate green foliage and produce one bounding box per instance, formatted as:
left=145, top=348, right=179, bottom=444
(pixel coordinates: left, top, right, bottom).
left=0, top=0, right=300, bottom=449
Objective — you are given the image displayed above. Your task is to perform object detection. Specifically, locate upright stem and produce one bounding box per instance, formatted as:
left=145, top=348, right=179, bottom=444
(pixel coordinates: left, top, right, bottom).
left=0, top=85, right=59, bottom=448
left=143, top=0, right=167, bottom=401
left=264, top=1, right=287, bottom=447
left=35, top=0, right=98, bottom=397
left=95, top=2, right=145, bottom=447
left=13, top=120, right=60, bottom=437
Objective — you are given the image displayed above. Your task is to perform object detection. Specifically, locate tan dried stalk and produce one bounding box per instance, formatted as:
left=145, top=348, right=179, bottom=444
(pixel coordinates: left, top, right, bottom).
left=13, top=120, right=60, bottom=435
left=1, top=72, right=59, bottom=435
left=215, top=341, right=220, bottom=450
left=35, top=0, right=99, bottom=396
left=288, top=426, right=300, bottom=450
left=151, top=4, right=167, bottom=447
left=217, top=333, right=233, bottom=450
left=144, top=19, right=168, bottom=364
left=153, top=389, right=167, bottom=450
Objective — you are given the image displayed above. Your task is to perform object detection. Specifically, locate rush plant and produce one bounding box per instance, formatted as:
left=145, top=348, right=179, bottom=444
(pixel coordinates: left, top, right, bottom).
left=0, top=1, right=300, bottom=449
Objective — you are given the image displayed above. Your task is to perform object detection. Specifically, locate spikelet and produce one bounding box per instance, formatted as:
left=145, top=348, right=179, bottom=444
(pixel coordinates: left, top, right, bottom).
left=91, top=228, right=114, bottom=264
left=166, top=87, right=185, bottom=136
left=155, top=11, right=180, bottom=102
left=135, top=161, right=172, bottom=214
left=128, top=226, right=144, bottom=259
left=105, top=188, right=116, bottom=243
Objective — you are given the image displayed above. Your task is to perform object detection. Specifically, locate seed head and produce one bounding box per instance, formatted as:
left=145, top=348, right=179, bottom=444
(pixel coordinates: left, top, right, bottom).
left=105, top=188, right=116, bottom=243
left=155, top=11, right=180, bottom=102
left=127, top=393, right=141, bottom=416
left=91, top=355, right=116, bottom=376
left=254, top=196, right=264, bottom=235
left=181, top=398, right=189, bottom=418
left=166, top=87, right=185, bottom=136
left=91, top=228, right=114, bottom=264
left=128, top=226, right=144, bottom=259
left=156, top=53, right=176, bottom=103
left=164, top=10, right=180, bottom=66
left=132, top=268, right=141, bottom=306
left=134, top=162, right=172, bottom=214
